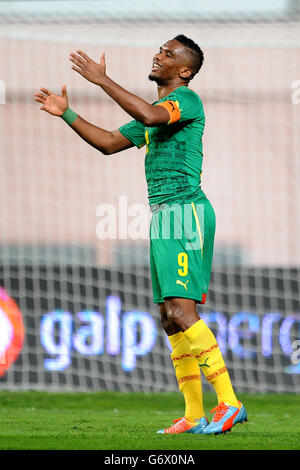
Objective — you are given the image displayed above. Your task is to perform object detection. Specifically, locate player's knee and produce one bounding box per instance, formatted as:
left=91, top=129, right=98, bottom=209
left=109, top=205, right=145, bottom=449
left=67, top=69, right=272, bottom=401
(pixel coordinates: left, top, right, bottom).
left=166, top=302, right=185, bottom=327
left=158, top=304, right=180, bottom=335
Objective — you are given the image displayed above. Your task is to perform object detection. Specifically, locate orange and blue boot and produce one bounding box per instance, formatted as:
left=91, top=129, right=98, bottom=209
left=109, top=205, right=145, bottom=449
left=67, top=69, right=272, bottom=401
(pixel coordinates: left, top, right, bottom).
left=203, top=401, right=248, bottom=435
left=157, top=416, right=209, bottom=435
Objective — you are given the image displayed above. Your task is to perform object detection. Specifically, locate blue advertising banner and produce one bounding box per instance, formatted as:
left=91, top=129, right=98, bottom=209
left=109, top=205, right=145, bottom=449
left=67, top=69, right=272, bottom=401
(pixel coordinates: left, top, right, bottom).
left=0, top=265, right=299, bottom=393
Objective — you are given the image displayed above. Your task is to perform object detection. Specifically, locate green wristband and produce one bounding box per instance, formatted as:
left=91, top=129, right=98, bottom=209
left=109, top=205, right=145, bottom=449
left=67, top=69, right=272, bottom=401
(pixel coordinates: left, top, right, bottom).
left=61, top=107, right=78, bottom=125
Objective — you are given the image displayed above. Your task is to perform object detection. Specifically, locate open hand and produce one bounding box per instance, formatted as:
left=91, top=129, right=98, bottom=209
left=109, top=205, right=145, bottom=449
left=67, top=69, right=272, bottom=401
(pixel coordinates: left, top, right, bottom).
left=70, top=50, right=106, bottom=85
left=34, top=85, right=68, bottom=116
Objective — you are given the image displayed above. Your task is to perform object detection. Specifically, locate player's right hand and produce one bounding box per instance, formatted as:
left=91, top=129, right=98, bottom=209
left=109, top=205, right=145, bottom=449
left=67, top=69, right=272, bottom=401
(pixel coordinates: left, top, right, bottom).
left=34, top=85, right=68, bottom=116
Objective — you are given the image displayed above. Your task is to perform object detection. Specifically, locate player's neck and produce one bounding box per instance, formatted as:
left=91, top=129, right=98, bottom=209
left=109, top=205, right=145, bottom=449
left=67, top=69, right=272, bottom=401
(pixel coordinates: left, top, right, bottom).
left=157, top=83, right=188, bottom=100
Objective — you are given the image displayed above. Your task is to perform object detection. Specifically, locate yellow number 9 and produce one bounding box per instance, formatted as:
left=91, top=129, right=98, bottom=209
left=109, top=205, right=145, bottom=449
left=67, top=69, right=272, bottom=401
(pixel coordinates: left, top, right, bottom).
left=178, top=252, right=188, bottom=277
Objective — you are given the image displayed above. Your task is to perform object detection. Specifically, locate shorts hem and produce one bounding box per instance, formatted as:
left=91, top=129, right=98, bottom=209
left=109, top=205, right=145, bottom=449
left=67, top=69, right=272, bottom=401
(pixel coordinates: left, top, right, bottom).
left=153, top=292, right=207, bottom=304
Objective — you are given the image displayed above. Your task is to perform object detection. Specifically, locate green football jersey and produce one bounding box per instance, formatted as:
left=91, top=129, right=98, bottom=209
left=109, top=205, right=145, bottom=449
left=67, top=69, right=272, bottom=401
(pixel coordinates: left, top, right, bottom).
left=119, top=86, right=206, bottom=206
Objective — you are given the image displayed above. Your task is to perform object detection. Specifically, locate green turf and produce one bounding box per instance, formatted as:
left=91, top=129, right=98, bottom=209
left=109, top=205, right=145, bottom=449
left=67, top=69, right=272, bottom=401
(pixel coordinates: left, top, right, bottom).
left=0, top=390, right=299, bottom=450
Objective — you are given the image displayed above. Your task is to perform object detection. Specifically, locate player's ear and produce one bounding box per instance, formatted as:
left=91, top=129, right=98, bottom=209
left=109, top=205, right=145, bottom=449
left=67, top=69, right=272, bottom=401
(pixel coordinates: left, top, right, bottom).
left=179, top=67, right=193, bottom=80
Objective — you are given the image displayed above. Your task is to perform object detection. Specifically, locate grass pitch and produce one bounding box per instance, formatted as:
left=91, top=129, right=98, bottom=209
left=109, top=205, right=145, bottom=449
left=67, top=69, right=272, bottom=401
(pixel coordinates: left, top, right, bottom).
left=0, top=390, right=299, bottom=451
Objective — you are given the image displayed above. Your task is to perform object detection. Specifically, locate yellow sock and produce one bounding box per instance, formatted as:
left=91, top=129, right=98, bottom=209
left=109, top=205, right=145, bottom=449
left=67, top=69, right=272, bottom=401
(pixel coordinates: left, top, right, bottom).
left=169, top=332, right=205, bottom=421
left=183, top=320, right=239, bottom=408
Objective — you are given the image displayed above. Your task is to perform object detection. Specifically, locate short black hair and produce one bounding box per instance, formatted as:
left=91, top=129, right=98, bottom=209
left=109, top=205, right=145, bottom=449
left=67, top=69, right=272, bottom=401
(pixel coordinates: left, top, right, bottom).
left=173, top=34, right=204, bottom=78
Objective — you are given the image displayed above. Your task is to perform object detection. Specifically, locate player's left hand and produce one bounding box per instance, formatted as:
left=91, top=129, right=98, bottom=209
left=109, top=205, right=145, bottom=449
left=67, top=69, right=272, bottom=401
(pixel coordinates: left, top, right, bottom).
left=69, top=50, right=106, bottom=84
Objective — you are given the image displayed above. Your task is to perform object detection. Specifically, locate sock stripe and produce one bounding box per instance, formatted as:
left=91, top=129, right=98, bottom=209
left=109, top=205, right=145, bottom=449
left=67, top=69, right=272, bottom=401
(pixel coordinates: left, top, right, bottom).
left=206, top=366, right=227, bottom=382
left=195, top=343, right=218, bottom=358
left=178, top=374, right=201, bottom=385
left=171, top=353, right=194, bottom=362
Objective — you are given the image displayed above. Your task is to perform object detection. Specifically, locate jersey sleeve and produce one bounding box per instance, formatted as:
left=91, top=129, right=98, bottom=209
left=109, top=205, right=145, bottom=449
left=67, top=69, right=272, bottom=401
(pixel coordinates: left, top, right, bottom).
left=156, top=88, right=204, bottom=125
left=118, top=120, right=146, bottom=149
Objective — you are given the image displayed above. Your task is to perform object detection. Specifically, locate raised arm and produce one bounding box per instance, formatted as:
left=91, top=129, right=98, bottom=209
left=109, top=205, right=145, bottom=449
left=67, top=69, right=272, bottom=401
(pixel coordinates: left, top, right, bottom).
left=69, top=51, right=170, bottom=127
left=34, top=85, right=134, bottom=155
